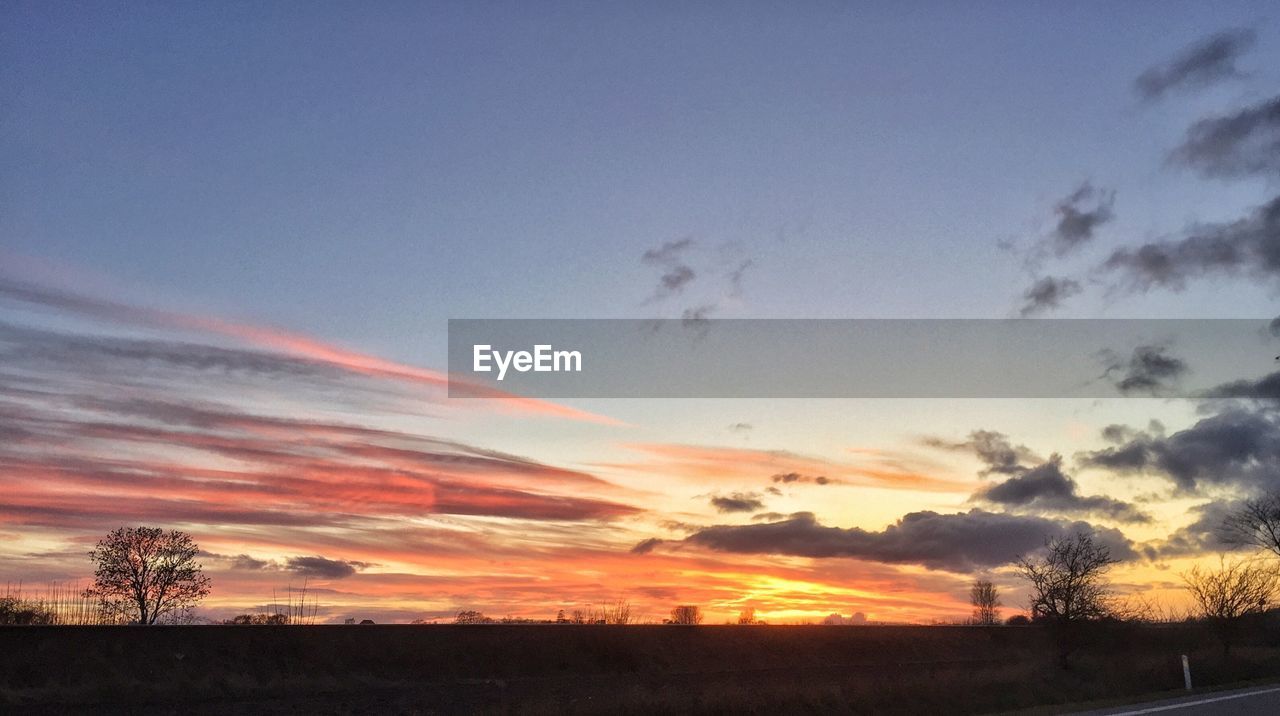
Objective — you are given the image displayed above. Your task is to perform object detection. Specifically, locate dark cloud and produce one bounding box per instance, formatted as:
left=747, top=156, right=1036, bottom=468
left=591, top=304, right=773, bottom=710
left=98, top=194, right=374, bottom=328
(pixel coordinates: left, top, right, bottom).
left=1206, top=370, right=1280, bottom=400
left=1019, top=276, right=1082, bottom=316
left=630, top=538, right=663, bottom=555
left=1049, top=183, right=1115, bottom=256
left=642, top=237, right=695, bottom=265
left=1102, top=424, right=1136, bottom=444
left=642, top=238, right=697, bottom=298
left=1173, top=95, right=1280, bottom=178
left=1100, top=345, right=1189, bottom=395
left=924, top=430, right=1038, bottom=477
left=285, top=556, right=371, bottom=579
left=0, top=322, right=338, bottom=380
left=975, top=455, right=1151, bottom=523
left=1143, top=500, right=1246, bottom=559
left=1099, top=96, right=1280, bottom=297
left=1135, top=28, right=1256, bottom=101
left=751, top=511, right=790, bottom=522
left=1101, top=421, right=1164, bottom=444
left=200, top=552, right=277, bottom=570
left=645, top=510, right=1134, bottom=572
left=709, top=492, right=765, bottom=513
left=1102, top=194, right=1280, bottom=292
left=230, top=554, right=273, bottom=571
left=0, top=278, right=156, bottom=326
left=1081, top=405, right=1280, bottom=492
left=727, top=422, right=753, bottom=433
left=771, top=472, right=832, bottom=486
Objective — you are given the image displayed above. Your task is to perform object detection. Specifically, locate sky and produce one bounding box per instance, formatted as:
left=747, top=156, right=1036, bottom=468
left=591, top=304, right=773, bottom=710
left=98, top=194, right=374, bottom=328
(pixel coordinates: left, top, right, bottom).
left=3, top=2, right=1280, bottom=624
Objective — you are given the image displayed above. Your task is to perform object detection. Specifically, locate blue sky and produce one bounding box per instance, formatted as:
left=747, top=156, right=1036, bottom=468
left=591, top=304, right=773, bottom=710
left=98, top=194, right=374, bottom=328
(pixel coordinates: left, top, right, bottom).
left=4, top=3, right=1280, bottom=622
left=7, top=2, right=1279, bottom=362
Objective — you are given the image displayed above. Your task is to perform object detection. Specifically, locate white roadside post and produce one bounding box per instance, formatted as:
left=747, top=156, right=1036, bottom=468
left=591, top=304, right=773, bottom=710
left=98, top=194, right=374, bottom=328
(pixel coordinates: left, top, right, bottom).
left=1182, top=654, right=1192, bottom=691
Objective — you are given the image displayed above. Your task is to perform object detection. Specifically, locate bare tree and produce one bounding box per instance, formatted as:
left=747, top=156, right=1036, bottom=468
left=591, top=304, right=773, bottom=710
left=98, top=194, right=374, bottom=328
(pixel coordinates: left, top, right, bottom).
left=454, top=609, right=492, bottom=624
left=669, top=605, right=703, bottom=625
left=970, top=579, right=1001, bottom=625
left=1222, top=492, right=1280, bottom=556
left=1016, top=531, right=1117, bottom=623
left=737, top=607, right=758, bottom=625
left=1183, top=557, right=1279, bottom=656
left=601, top=599, right=633, bottom=625
left=85, top=526, right=211, bottom=625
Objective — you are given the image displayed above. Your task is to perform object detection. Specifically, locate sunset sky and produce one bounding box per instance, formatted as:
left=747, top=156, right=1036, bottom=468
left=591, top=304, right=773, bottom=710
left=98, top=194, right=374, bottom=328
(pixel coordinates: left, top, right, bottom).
left=4, top=2, right=1280, bottom=624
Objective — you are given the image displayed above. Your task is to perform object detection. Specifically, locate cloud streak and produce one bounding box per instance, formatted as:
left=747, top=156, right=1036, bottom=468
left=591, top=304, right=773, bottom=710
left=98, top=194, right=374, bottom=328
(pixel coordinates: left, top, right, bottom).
left=709, top=492, right=766, bottom=513
left=286, top=556, right=371, bottom=580
left=924, top=430, right=1038, bottom=477
left=611, top=443, right=969, bottom=493
left=1173, top=95, right=1280, bottom=179
left=642, top=238, right=698, bottom=299
left=0, top=278, right=612, bottom=424
left=1102, top=194, right=1280, bottom=292
left=1135, top=28, right=1256, bottom=101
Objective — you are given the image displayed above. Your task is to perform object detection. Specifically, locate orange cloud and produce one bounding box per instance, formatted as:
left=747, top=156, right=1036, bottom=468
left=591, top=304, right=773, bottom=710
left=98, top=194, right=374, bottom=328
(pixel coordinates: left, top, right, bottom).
left=608, top=443, right=969, bottom=493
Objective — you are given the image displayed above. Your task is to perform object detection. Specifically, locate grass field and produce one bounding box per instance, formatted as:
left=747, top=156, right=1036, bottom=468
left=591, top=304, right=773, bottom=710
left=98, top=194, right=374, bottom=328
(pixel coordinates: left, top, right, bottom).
left=3, top=623, right=1278, bottom=714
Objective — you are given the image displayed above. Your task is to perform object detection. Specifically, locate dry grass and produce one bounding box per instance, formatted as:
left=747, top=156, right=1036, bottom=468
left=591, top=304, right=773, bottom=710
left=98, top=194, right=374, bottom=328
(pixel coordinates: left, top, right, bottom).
left=1, top=582, right=109, bottom=625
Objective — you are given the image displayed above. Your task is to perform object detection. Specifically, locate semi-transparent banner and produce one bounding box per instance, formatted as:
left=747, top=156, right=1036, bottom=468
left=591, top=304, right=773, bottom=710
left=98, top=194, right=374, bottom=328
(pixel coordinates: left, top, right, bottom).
left=447, top=319, right=1277, bottom=399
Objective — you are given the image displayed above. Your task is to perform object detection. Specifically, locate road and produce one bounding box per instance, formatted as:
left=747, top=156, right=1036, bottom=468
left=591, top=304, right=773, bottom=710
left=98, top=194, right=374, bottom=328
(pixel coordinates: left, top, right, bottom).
left=1073, top=684, right=1280, bottom=715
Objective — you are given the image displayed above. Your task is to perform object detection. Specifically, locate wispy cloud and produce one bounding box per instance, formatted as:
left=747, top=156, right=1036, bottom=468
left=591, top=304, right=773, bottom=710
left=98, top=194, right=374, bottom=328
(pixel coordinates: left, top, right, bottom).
left=923, top=429, right=1039, bottom=477
left=0, top=277, right=614, bottom=424
left=1172, top=95, right=1280, bottom=179
left=641, top=238, right=698, bottom=299
left=1099, top=344, right=1189, bottom=396
left=1101, top=194, right=1280, bottom=292
left=1135, top=28, right=1256, bottom=101
left=609, top=443, right=968, bottom=493
left=1018, top=276, right=1082, bottom=316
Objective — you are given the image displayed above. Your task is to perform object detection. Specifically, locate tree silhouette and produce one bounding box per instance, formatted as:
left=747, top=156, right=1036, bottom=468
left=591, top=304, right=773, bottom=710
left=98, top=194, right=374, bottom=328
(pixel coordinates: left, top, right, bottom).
left=85, top=526, right=211, bottom=625
left=454, top=609, right=492, bottom=624
left=1222, top=492, right=1280, bottom=556
left=669, top=605, right=702, bottom=625
left=1183, top=557, right=1279, bottom=656
left=970, top=579, right=1001, bottom=625
left=1016, top=532, right=1116, bottom=623
left=1016, top=531, right=1117, bottom=668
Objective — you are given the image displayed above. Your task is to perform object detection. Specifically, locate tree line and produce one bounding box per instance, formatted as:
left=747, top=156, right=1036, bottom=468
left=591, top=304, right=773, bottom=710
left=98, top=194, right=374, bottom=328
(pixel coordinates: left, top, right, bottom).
left=10, top=495, right=1280, bottom=632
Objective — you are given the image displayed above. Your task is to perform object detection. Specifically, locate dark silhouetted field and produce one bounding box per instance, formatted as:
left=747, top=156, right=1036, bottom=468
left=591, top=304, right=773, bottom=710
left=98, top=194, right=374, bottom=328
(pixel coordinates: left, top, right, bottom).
left=3, top=623, right=1280, bottom=714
